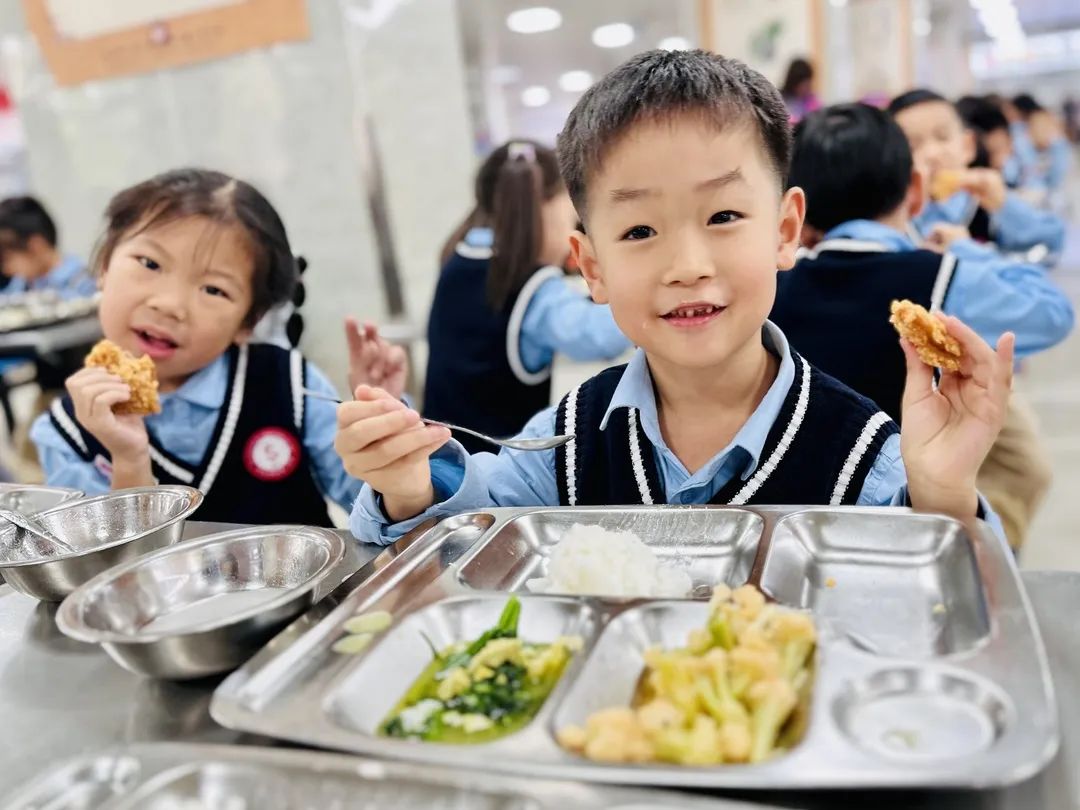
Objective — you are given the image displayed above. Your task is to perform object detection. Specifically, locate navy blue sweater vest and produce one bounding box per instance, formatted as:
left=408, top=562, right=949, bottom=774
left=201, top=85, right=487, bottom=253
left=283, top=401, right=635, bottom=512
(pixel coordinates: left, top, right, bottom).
left=553, top=354, right=897, bottom=507
left=770, top=242, right=956, bottom=422
left=49, top=343, right=332, bottom=526
left=424, top=248, right=560, bottom=453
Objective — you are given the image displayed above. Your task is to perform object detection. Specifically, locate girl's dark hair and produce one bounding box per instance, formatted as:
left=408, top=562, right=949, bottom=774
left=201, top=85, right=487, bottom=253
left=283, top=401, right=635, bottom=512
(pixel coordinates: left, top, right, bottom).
left=94, top=168, right=297, bottom=328
left=440, top=140, right=563, bottom=311
left=781, top=58, right=814, bottom=98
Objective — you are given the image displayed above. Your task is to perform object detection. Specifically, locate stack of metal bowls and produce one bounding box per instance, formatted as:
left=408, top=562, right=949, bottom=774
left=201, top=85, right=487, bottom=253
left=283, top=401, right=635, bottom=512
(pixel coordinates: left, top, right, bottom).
left=56, top=525, right=346, bottom=679
left=0, top=483, right=83, bottom=516
left=0, top=486, right=202, bottom=602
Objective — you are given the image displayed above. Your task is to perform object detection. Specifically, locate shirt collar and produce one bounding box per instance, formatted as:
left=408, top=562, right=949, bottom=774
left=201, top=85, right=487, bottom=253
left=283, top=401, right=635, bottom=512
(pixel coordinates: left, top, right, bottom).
left=599, top=321, right=796, bottom=480
left=819, top=220, right=916, bottom=253
left=159, top=351, right=231, bottom=410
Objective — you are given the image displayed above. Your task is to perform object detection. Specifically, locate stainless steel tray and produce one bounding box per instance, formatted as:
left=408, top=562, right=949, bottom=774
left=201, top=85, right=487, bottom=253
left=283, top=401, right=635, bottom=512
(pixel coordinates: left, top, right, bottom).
left=1, top=742, right=764, bottom=809
left=210, top=506, right=1059, bottom=790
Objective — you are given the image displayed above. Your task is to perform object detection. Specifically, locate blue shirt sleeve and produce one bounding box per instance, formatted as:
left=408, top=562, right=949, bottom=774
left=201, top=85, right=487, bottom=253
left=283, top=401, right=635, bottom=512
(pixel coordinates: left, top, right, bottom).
left=989, top=193, right=1066, bottom=255
left=942, top=241, right=1074, bottom=357
left=29, top=410, right=111, bottom=494
left=518, top=276, right=631, bottom=373
left=856, top=433, right=1006, bottom=540
left=349, top=405, right=561, bottom=545
left=302, top=362, right=364, bottom=512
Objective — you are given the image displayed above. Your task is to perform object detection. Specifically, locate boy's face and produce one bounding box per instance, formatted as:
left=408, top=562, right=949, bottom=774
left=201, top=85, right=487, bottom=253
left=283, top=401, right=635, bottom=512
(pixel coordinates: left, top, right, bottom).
left=983, top=127, right=1013, bottom=171
left=0, top=232, right=53, bottom=281
left=98, top=215, right=255, bottom=392
left=893, top=101, right=976, bottom=178
left=571, top=117, right=803, bottom=374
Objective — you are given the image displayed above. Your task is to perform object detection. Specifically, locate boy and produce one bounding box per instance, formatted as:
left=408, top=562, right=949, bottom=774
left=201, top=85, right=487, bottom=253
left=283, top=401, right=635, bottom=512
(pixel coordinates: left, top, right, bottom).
left=338, top=50, right=1012, bottom=545
left=887, top=90, right=1065, bottom=260
left=0, top=196, right=95, bottom=299
left=30, top=169, right=403, bottom=526
left=772, top=103, right=1072, bottom=423
left=955, top=95, right=1020, bottom=186
left=770, top=104, right=1069, bottom=549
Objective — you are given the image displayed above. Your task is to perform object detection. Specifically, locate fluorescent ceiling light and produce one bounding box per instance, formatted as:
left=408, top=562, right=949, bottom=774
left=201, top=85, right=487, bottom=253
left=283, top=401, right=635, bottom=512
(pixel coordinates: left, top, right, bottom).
left=521, top=85, right=551, bottom=107
left=658, top=36, right=691, bottom=51
left=559, top=70, right=593, bottom=92
left=506, top=7, right=561, bottom=34
left=592, top=22, right=635, bottom=49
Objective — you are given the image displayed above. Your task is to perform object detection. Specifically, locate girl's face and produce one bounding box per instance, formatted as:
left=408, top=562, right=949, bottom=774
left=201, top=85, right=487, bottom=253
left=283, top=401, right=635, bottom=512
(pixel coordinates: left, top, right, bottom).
left=539, top=190, right=577, bottom=268
left=97, top=215, right=256, bottom=392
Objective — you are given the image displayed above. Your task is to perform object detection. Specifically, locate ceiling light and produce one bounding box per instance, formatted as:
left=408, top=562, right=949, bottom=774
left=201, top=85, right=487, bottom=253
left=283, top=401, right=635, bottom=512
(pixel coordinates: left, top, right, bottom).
left=521, top=85, right=551, bottom=107
left=506, top=7, right=561, bottom=34
left=658, top=36, right=691, bottom=51
left=592, top=23, right=635, bottom=49
left=913, top=17, right=932, bottom=36
left=559, top=70, right=593, bottom=92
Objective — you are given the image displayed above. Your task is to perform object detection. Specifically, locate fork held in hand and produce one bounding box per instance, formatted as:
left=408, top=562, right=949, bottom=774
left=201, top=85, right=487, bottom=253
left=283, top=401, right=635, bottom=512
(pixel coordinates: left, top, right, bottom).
left=301, top=389, right=574, bottom=452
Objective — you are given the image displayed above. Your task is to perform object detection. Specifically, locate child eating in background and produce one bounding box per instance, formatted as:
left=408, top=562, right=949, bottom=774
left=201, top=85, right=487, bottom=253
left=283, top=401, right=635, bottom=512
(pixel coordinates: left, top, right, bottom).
left=337, top=50, right=1012, bottom=545
left=31, top=168, right=399, bottom=526
left=0, top=196, right=95, bottom=299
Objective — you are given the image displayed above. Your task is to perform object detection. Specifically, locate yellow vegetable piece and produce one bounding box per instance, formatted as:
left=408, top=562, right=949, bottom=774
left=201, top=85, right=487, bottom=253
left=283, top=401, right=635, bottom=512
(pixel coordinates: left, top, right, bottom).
left=332, top=633, right=374, bottom=655
left=343, top=610, right=392, bottom=635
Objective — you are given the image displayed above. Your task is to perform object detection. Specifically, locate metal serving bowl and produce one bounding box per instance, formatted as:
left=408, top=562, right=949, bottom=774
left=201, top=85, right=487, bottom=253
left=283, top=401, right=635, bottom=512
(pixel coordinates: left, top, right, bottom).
left=0, top=486, right=202, bottom=602
left=0, top=484, right=83, bottom=516
left=56, top=525, right=346, bottom=680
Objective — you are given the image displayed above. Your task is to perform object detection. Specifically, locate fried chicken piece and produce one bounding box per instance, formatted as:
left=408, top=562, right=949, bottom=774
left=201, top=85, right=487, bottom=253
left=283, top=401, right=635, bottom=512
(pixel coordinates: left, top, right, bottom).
left=84, top=339, right=161, bottom=415
left=929, top=169, right=963, bottom=202
left=889, top=300, right=962, bottom=372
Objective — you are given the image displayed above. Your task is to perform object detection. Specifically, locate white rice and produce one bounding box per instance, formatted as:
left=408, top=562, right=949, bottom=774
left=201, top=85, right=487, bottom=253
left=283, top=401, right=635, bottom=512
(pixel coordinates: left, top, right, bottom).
left=526, top=523, right=692, bottom=598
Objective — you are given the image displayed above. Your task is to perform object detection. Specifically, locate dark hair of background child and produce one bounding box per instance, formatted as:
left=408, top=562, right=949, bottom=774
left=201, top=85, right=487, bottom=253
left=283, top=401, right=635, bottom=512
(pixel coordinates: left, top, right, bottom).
left=0, top=196, right=58, bottom=248
left=439, top=140, right=564, bottom=311
left=556, top=49, right=793, bottom=220
left=789, top=103, right=913, bottom=232
left=92, top=168, right=298, bottom=328
left=956, top=95, right=1010, bottom=169
left=780, top=57, right=815, bottom=98
left=886, top=87, right=949, bottom=117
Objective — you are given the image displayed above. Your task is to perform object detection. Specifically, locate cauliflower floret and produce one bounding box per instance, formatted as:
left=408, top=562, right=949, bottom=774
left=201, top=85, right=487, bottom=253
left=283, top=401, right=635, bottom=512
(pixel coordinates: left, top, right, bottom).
left=581, top=707, right=654, bottom=763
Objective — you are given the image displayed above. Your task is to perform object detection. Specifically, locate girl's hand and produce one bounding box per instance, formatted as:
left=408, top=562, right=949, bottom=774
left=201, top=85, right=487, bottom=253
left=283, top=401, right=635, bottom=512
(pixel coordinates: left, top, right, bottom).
left=66, top=367, right=154, bottom=487
left=957, top=168, right=1008, bottom=213
left=345, top=317, right=409, bottom=400
left=900, top=315, right=1014, bottom=521
left=924, top=223, right=971, bottom=253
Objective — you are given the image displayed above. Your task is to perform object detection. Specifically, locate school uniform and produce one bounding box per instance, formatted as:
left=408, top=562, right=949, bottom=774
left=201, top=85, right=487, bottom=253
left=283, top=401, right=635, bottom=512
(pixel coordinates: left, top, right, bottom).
left=350, top=322, right=1000, bottom=546
left=913, top=190, right=1065, bottom=262
left=423, top=229, right=629, bottom=453
left=30, top=343, right=361, bottom=526
left=771, top=220, right=1073, bottom=549
left=771, top=220, right=1074, bottom=421
left=3, top=254, right=96, bottom=299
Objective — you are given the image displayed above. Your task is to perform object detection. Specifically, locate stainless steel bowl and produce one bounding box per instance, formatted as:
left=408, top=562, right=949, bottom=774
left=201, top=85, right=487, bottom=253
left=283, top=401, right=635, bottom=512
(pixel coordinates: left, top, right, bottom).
left=0, top=484, right=83, bottom=516
left=56, top=525, right=346, bottom=680
left=0, top=486, right=202, bottom=602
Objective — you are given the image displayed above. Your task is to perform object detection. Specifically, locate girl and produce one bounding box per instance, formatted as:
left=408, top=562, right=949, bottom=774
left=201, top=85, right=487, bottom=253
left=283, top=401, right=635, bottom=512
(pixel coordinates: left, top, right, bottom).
left=30, top=168, right=398, bottom=526
left=424, top=140, right=629, bottom=453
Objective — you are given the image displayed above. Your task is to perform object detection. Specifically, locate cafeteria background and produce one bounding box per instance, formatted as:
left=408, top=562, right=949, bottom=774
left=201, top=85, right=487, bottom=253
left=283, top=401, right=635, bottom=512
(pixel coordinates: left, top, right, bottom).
left=0, top=0, right=1077, bottom=568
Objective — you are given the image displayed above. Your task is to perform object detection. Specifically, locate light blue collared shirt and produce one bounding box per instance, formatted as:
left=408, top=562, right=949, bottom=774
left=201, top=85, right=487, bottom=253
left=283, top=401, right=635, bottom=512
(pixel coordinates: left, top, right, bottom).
left=912, top=190, right=1066, bottom=257
left=823, top=220, right=1073, bottom=358
left=30, top=350, right=361, bottom=512
left=461, top=227, right=630, bottom=372
left=3, top=254, right=96, bottom=299
left=350, top=323, right=923, bottom=546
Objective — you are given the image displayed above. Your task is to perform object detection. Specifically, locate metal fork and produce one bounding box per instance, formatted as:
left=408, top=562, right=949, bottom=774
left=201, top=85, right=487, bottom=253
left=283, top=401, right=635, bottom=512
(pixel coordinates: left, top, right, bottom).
left=301, top=389, right=574, bottom=452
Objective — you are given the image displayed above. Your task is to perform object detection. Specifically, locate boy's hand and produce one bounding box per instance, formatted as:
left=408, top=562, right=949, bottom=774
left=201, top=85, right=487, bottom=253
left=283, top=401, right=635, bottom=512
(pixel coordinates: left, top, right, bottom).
left=66, top=367, right=150, bottom=461
left=957, top=168, right=1007, bottom=213
left=345, top=317, right=409, bottom=401
left=334, top=385, right=451, bottom=522
left=900, top=315, right=1014, bottom=521
left=924, top=223, right=971, bottom=253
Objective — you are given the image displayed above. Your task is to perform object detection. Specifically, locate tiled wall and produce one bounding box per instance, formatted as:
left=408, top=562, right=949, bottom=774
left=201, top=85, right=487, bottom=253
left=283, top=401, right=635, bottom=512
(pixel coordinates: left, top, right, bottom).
left=0, top=0, right=475, bottom=390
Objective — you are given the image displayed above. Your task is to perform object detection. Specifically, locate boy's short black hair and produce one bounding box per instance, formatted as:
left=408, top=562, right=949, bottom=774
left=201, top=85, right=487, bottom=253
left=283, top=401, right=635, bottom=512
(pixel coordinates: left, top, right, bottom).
left=556, top=49, right=792, bottom=218
left=1012, top=93, right=1041, bottom=117
left=956, top=95, right=1010, bottom=134
left=0, top=196, right=57, bottom=248
left=887, top=88, right=949, bottom=117
left=790, top=103, right=912, bottom=232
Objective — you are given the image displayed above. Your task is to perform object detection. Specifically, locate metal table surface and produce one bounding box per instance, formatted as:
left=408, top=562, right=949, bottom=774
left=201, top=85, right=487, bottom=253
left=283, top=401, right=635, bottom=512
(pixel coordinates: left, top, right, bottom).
left=0, top=314, right=102, bottom=357
left=0, top=523, right=1076, bottom=808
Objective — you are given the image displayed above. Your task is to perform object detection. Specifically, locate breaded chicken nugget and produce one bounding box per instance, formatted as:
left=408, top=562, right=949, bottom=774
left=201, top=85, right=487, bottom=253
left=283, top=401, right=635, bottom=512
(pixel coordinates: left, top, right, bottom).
left=889, top=300, right=962, bottom=372
left=84, top=339, right=161, bottom=415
